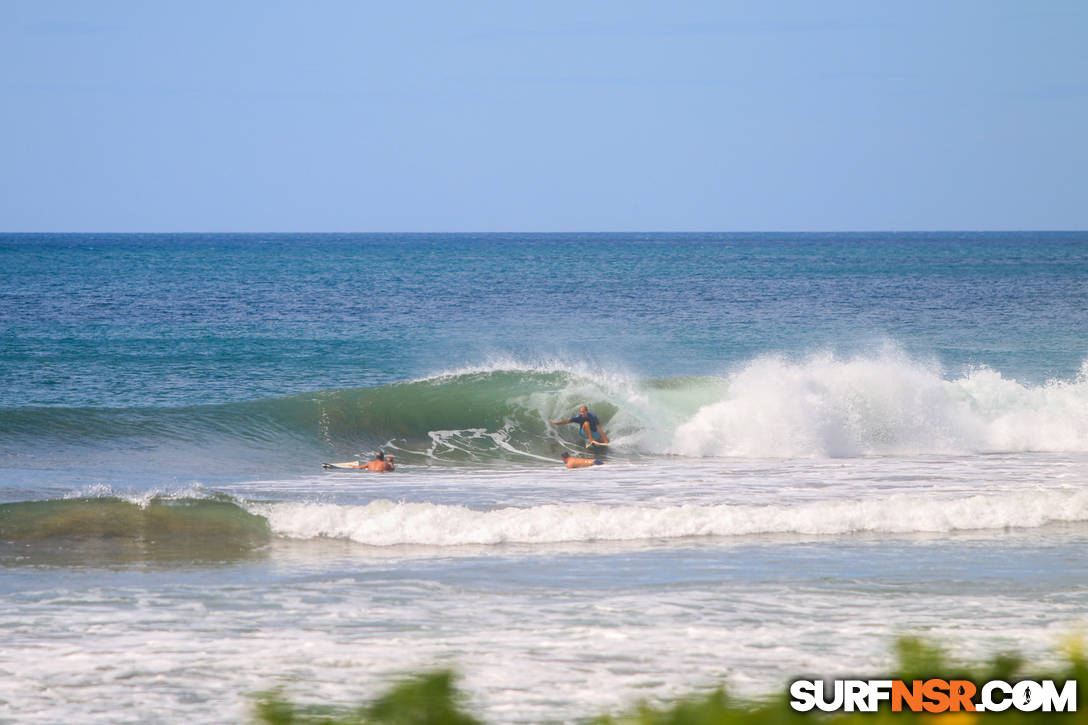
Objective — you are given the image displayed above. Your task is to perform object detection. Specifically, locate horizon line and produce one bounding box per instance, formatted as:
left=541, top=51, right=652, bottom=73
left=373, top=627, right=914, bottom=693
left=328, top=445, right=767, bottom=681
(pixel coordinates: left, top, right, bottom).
left=3, top=229, right=1087, bottom=235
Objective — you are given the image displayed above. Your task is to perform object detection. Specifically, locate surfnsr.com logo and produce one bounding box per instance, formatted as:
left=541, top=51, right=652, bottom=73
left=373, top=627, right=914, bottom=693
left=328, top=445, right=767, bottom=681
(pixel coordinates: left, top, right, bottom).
left=789, top=679, right=1076, bottom=713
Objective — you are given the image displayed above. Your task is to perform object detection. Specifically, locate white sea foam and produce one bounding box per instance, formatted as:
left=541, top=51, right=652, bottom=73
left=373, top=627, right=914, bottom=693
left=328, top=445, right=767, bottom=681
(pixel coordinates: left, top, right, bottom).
left=666, top=352, right=1088, bottom=458
left=403, top=351, right=1088, bottom=460
left=6, top=533, right=1087, bottom=725
left=249, top=488, right=1088, bottom=547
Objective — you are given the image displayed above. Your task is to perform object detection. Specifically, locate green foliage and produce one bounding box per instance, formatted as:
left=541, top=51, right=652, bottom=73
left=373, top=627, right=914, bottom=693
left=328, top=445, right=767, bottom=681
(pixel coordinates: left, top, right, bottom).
left=253, top=637, right=1088, bottom=724
left=253, top=671, right=479, bottom=725
left=365, top=671, right=480, bottom=725
left=892, top=636, right=951, bottom=681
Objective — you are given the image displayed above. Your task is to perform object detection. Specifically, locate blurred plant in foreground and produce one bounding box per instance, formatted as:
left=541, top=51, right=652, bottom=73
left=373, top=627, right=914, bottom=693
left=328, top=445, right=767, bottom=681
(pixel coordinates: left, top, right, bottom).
left=253, top=636, right=1088, bottom=724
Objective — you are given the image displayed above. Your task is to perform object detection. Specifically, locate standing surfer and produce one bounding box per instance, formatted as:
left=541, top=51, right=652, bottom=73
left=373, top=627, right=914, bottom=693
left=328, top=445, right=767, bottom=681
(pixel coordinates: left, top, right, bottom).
left=549, top=405, right=610, bottom=446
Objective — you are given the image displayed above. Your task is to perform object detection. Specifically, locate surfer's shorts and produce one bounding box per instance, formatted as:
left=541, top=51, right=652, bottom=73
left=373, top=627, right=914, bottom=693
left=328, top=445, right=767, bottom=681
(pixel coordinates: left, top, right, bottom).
left=578, top=428, right=604, bottom=442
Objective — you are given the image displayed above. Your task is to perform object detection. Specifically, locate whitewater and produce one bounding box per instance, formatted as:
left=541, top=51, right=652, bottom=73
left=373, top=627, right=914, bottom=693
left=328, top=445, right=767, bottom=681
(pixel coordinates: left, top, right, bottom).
left=2, top=232, right=1087, bottom=723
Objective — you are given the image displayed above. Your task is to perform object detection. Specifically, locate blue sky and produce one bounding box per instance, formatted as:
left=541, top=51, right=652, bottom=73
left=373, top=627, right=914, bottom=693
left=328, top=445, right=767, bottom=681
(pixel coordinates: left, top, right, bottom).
left=2, top=1, right=1085, bottom=232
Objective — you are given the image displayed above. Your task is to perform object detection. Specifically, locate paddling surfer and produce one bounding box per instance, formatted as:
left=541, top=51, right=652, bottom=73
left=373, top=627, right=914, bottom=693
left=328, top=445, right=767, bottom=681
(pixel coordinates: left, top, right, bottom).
left=361, top=452, right=395, bottom=472
left=322, top=452, right=395, bottom=471
left=549, top=405, right=610, bottom=446
left=561, top=452, right=603, bottom=468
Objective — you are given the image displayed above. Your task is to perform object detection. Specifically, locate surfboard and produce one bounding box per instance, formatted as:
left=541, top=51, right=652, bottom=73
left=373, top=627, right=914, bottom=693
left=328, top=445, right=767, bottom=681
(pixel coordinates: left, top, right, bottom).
left=322, top=460, right=363, bottom=470
left=578, top=427, right=608, bottom=448
left=323, top=459, right=397, bottom=471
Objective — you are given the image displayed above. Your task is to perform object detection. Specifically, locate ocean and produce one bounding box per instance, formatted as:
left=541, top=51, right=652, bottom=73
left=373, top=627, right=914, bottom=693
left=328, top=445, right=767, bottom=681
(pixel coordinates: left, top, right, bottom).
left=2, top=232, right=1087, bottom=723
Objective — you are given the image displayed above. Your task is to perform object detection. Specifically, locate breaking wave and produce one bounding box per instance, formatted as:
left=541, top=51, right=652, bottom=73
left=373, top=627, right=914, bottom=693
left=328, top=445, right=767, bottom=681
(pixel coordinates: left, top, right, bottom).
left=250, top=489, right=1088, bottom=546
left=6, top=487, right=1088, bottom=553
left=2, top=352, right=1087, bottom=465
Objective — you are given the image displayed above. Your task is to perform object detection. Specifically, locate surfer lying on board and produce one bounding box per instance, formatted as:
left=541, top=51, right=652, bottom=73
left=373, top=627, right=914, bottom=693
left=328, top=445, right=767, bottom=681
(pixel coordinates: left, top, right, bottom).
left=549, top=405, right=610, bottom=446
left=322, top=452, right=395, bottom=471
left=562, top=452, right=603, bottom=468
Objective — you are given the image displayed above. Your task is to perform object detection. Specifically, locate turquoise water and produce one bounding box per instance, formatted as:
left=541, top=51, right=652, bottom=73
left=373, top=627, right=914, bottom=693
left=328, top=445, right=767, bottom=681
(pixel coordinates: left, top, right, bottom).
left=2, top=232, right=1088, bottom=723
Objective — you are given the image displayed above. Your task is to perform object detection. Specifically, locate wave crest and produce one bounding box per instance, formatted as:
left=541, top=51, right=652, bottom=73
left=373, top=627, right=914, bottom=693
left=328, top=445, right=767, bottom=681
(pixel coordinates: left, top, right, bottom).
left=251, top=489, right=1088, bottom=547
left=667, top=352, right=1088, bottom=457
left=3, top=352, right=1087, bottom=464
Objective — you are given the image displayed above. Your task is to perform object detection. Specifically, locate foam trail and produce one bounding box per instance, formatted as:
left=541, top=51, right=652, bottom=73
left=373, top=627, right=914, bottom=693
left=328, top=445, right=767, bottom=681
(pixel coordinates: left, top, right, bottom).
left=249, top=489, right=1088, bottom=547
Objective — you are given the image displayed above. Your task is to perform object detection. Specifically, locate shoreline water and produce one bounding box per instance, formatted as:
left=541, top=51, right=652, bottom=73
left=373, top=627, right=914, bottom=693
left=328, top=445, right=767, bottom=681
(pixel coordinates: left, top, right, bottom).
left=5, top=515, right=1088, bottom=722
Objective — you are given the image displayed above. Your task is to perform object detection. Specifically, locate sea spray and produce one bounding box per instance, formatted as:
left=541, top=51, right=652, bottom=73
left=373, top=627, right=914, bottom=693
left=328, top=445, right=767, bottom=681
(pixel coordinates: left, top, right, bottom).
left=669, top=351, right=1088, bottom=458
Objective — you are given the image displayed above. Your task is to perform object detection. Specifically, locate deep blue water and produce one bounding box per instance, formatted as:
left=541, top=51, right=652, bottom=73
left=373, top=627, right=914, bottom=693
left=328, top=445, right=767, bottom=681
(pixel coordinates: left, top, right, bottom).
left=3, top=232, right=1086, bottom=410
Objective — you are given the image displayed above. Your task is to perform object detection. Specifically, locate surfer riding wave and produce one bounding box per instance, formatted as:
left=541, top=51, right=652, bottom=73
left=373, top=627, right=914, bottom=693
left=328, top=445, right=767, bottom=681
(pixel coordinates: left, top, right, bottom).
left=550, top=405, right=610, bottom=446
